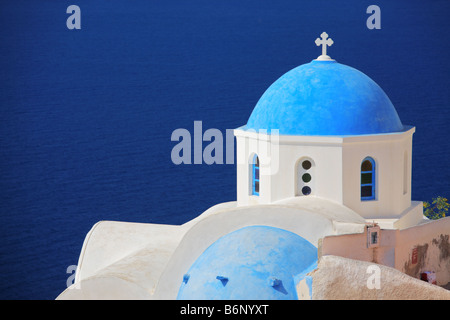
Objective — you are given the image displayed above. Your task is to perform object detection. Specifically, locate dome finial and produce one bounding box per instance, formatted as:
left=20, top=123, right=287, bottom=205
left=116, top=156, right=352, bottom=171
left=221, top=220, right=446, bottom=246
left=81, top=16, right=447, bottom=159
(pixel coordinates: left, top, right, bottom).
left=315, top=32, right=334, bottom=61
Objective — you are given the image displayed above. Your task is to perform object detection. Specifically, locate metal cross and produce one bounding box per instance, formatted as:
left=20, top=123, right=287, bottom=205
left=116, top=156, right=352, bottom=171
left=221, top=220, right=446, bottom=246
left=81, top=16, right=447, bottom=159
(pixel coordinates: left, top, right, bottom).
left=315, top=32, right=333, bottom=57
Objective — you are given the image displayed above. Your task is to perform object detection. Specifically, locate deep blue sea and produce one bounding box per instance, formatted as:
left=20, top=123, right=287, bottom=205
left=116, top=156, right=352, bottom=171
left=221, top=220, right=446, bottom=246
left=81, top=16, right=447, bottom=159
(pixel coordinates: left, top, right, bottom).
left=0, top=0, right=449, bottom=299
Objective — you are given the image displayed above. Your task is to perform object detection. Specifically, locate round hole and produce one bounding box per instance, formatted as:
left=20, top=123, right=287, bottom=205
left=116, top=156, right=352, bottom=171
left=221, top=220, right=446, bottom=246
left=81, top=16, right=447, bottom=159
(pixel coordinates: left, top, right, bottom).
left=302, top=173, right=311, bottom=183
left=302, top=186, right=311, bottom=195
left=302, top=160, right=312, bottom=170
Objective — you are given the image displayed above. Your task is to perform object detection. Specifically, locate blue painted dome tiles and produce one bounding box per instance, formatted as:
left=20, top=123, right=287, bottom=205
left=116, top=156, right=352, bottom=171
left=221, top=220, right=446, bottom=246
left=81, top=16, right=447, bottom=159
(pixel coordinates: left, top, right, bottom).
left=245, top=60, right=404, bottom=136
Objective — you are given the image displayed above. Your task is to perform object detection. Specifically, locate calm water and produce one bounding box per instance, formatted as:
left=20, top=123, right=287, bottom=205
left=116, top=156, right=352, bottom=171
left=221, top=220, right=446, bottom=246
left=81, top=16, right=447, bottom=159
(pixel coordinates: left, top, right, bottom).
left=0, top=0, right=449, bottom=299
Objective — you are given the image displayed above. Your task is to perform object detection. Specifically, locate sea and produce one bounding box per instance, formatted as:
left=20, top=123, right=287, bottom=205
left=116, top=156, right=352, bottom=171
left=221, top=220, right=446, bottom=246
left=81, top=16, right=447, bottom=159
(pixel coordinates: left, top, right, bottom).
left=0, top=0, right=449, bottom=299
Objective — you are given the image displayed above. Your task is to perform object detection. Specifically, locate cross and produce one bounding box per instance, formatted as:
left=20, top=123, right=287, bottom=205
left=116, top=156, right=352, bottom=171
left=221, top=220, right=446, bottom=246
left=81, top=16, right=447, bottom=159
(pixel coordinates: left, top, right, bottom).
left=315, top=32, right=334, bottom=59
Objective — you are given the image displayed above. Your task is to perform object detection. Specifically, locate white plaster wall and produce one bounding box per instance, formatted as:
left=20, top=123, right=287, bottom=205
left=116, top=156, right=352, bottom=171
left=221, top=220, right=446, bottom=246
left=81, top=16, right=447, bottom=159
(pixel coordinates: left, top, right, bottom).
left=342, top=128, right=415, bottom=219
left=74, top=221, right=184, bottom=283
left=57, top=276, right=152, bottom=300
left=235, top=129, right=344, bottom=206
left=235, top=127, right=415, bottom=222
left=271, top=142, right=343, bottom=204
left=57, top=203, right=238, bottom=300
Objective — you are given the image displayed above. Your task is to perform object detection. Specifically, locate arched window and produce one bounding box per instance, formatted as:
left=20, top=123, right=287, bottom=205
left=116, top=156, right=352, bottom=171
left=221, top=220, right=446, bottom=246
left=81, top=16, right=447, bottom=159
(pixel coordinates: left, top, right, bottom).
left=251, top=155, right=260, bottom=196
left=361, top=157, right=376, bottom=200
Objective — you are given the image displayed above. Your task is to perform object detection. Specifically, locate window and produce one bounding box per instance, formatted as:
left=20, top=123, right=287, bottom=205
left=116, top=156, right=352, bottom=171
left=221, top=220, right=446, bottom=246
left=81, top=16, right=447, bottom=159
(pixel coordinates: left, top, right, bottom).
left=367, top=225, right=380, bottom=248
left=302, top=160, right=312, bottom=170
left=252, top=155, right=260, bottom=196
left=301, top=186, right=311, bottom=195
left=297, top=158, right=314, bottom=196
left=361, top=157, right=376, bottom=200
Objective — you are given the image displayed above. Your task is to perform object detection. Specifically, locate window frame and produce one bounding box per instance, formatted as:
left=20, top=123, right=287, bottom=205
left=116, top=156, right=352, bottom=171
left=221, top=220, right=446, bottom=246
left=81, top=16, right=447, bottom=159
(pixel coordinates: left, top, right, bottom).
left=251, top=155, right=260, bottom=196
left=361, top=157, right=376, bottom=201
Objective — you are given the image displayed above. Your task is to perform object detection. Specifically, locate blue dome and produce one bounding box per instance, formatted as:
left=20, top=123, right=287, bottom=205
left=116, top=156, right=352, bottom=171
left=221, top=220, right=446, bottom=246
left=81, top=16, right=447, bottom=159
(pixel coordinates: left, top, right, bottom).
left=245, top=60, right=404, bottom=136
left=177, top=226, right=317, bottom=300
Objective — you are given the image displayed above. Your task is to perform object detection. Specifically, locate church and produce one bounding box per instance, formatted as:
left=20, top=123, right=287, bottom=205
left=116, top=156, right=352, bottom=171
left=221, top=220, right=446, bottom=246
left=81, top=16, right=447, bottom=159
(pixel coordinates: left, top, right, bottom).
left=57, top=33, right=450, bottom=300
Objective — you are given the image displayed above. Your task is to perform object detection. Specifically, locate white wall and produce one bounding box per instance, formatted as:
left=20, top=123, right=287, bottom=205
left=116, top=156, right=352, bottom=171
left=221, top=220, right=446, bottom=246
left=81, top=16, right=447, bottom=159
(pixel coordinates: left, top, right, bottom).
left=235, top=127, right=416, bottom=221
left=342, top=127, right=415, bottom=219
left=235, top=129, right=344, bottom=206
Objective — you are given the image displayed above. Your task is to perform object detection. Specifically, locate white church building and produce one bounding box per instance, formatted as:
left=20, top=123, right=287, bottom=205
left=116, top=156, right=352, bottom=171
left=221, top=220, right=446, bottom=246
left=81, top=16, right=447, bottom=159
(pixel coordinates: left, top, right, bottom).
left=57, top=33, right=450, bottom=300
